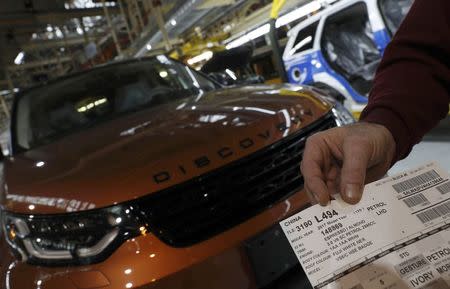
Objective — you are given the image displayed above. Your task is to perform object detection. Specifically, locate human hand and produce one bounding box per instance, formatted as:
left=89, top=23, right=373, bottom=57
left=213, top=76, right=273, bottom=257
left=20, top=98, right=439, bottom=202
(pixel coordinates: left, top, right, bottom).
left=300, top=122, right=396, bottom=205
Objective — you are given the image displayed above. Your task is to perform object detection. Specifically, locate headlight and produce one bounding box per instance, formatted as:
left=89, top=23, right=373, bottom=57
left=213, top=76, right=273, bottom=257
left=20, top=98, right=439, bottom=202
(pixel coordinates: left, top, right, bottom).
left=331, top=102, right=355, bottom=126
left=2, top=205, right=144, bottom=266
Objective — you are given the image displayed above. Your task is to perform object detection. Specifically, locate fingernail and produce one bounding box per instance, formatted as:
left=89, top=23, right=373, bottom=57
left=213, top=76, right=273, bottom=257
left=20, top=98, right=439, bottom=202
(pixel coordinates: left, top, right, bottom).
left=345, top=184, right=361, bottom=202
left=310, top=193, right=318, bottom=205
left=321, top=198, right=331, bottom=206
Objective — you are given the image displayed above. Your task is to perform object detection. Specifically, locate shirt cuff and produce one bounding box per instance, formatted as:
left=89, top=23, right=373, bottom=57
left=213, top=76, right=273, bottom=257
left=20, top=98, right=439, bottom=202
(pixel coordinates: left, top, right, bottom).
left=360, top=106, right=412, bottom=163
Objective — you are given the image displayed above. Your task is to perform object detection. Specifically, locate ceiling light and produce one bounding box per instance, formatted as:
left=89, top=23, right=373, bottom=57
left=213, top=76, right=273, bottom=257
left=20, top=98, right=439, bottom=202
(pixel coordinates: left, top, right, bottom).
left=0, top=89, right=19, bottom=96
left=244, top=107, right=276, bottom=115
left=146, top=44, right=152, bottom=50
left=225, top=36, right=248, bottom=50
left=224, top=1, right=323, bottom=50
left=76, top=27, right=83, bottom=35
left=94, top=98, right=107, bottom=106
left=225, top=24, right=270, bottom=50
left=246, top=24, right=270, bottom=40
left=225, top=69, right=237, bottom=80
left=35, top=161, right=45, bottom=167
left=187, top=50, right=213, bottom=65
left=159, top=71, right=168, bottom=78
left=77, top=98, right=107, bottom=113
left=170, top=19, right=177, bottom=26
left=14, top=52, right=25, bottom=65
left=223, top=24, right=232, bottom=33
left=55, top=28, right=63, bottom=38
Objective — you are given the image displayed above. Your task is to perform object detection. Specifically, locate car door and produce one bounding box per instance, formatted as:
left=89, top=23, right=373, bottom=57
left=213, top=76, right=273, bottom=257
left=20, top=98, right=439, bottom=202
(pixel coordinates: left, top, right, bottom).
left=377, top=0, right=413, bottom=36
left=283, top=19, right=321, bottom=85
left=319, top=0, right=386, bottom=99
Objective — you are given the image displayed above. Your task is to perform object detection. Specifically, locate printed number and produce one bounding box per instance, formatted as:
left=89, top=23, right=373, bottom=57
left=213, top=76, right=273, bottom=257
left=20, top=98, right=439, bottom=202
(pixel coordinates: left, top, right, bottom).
left=296, top=220, right=313, bottom=232
left=315, top=210, right=339, bottom=223
left=321, top=223, right=343, bottom=236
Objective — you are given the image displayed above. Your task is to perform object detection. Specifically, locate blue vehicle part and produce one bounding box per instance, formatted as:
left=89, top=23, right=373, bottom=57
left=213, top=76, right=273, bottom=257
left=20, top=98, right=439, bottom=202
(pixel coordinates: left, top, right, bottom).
left=373, top=28, right=391, bottom=53
left=286, top=51, right=368, bottom=104
left=285, top=28, right=391, bottom=105
left=286, top=52, right=317, bottom=84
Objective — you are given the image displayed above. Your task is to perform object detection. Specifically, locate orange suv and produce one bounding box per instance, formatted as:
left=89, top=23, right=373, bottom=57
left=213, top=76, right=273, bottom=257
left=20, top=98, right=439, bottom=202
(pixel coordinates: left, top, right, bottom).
left=0, top=56, right=353, bottom=289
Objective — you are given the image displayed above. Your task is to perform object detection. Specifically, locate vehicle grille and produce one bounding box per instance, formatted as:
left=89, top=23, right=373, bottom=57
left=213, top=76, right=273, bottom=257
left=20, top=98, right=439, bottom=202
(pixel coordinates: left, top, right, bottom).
left=137, top=113, right=336, bottom=247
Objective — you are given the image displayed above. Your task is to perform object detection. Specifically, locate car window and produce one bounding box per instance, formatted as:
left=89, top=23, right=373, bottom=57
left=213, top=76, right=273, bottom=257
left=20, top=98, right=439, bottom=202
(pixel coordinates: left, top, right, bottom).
left=287, top=21, right=318, bottom=56
left=321, top=2, right=381, bottom=96
left=14, top=58, right=218, bottom=151
left=378, top=0, right=413, bottom=35
left=186, top=68, right=217, bottom=91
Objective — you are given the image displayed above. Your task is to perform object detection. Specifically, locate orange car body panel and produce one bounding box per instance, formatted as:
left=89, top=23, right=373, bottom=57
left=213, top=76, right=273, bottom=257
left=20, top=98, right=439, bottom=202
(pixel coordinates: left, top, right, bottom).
left=0, top=83, right=332, bottom=289
left=4, top=85, right=330, bottom=214
left=1, top=190, right=310, bottom=289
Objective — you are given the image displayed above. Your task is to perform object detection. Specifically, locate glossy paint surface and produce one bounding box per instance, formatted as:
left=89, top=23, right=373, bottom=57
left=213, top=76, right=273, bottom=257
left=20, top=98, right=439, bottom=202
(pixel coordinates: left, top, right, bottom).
left=4, top=85, right=331, bottom=214
left=0, top=82, right=332, bottom=289
left=1, top=188, right=311, bottom=289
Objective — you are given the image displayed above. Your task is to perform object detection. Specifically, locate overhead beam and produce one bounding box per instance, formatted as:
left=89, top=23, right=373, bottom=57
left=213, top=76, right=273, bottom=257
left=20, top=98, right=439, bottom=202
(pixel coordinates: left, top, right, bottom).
left=22, top=36, right=97, bottom=51
left=7, top=56, right=72, bottom=71
left=134, top=37, right=183, bottom=57
left=102, top=0, right=122, bottom=56
left=2, top=71, right=13, bottom=118
left=0, top=7, right=120, bottom=28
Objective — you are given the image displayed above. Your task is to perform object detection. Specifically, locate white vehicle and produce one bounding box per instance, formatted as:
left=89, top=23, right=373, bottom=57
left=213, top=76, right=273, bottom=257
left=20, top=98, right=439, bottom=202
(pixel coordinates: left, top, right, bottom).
left=283, top=0, right=412, bottom=116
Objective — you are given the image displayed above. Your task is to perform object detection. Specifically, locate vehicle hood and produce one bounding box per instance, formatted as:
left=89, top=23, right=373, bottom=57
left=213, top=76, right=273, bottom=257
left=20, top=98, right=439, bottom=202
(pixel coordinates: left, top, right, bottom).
left=4, top=84, right=332, bottom=214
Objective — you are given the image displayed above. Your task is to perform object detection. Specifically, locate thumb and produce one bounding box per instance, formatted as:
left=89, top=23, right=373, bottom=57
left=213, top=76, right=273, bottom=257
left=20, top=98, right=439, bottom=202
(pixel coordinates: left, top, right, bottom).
left=340, top=139, right=372, bottom=204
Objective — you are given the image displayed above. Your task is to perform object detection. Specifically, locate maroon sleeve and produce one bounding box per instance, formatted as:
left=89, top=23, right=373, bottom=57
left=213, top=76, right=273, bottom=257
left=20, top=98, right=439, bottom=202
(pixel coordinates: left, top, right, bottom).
left=360, top=0, right=450, bottom=162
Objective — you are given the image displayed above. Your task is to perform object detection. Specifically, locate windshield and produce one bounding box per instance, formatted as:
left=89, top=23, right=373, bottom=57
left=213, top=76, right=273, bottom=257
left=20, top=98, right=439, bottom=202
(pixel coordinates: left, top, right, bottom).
left=378, top=0, right=413, bottom=35
left=288, top=21, right=318, bottom=56
left=13, top=56, right=218, bottom=152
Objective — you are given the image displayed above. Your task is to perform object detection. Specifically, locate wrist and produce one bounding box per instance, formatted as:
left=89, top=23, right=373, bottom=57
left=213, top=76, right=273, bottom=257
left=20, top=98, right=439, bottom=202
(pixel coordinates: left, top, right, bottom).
left=368, top=122, right=396, bottom=167
left=360, top=107, right=411, bottom=164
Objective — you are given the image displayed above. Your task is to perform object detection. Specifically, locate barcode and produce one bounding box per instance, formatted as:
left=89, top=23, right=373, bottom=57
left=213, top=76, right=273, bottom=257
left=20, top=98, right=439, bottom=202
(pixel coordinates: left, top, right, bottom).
left=416, top=200, right=450, bottom=223
left=436, top=181, right=450, bottom=195
left=403, top=193, right=430, bottom=208
left=393, top=170, right=442, bottom=194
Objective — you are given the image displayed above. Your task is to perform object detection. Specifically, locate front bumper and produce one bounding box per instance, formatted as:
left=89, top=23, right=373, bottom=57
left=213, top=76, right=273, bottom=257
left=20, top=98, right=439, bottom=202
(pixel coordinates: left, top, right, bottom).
left=1, top=190, right=312, bottom=289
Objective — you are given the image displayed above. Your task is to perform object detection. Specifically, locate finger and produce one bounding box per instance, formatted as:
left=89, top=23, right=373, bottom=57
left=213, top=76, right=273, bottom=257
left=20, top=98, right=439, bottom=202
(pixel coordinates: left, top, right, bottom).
left=306, top=176, right=330, bottom=206
left=326, top=164, right=339, bottom=196
left=365, top=162, right=391, bottom=184
left=301, top=158, right=329, bottom=205
left=326, top=179, right=336, bottom=196
left=301, top=136, right=330, bottom=206
left=304, top=184, right=318, bottom=205
left=340, top=139, right=372, bottom=204
left=335, top=166, right=342, bottom=196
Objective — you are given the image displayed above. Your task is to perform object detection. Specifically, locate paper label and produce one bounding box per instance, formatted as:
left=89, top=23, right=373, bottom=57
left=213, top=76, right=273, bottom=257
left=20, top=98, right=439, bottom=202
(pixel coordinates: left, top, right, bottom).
left=280, top=162, right=450, bottom=289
